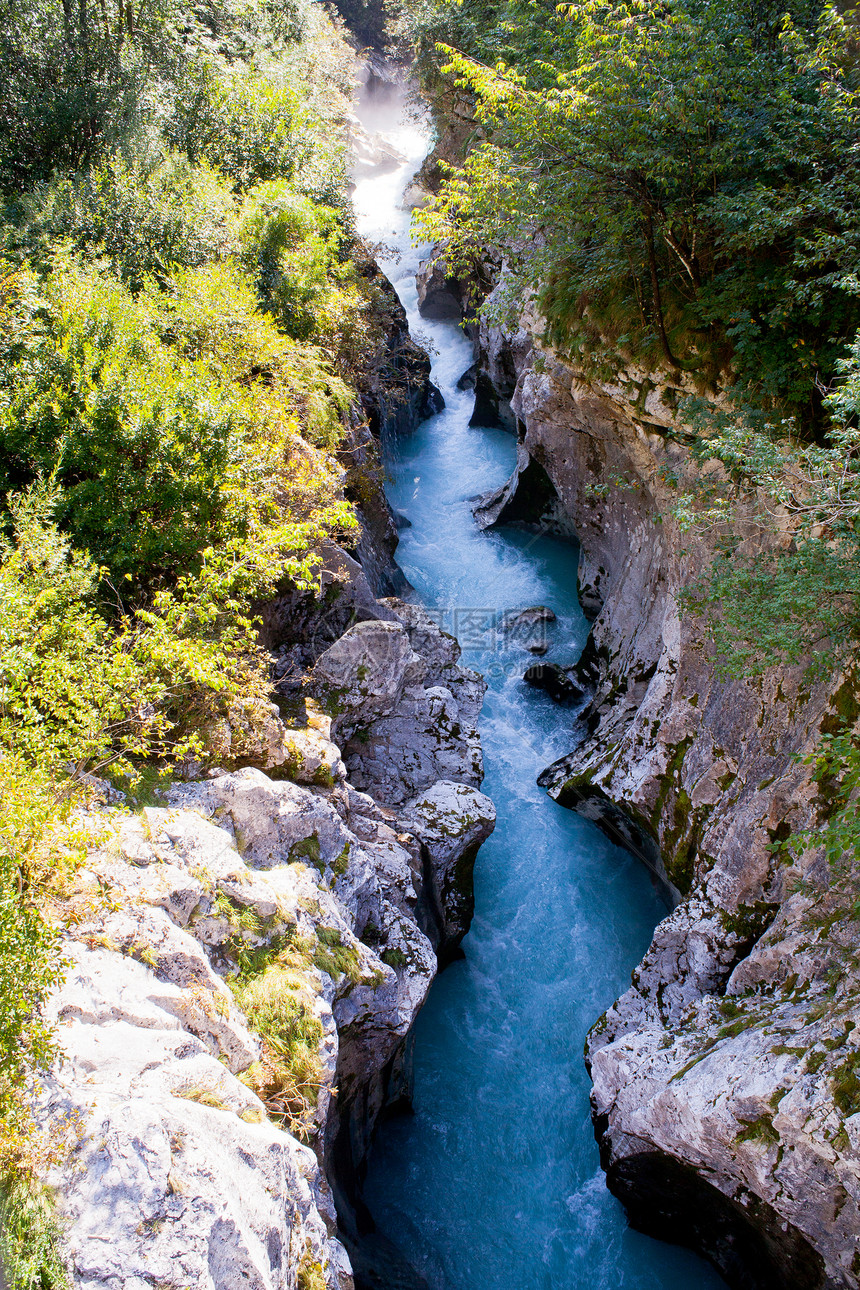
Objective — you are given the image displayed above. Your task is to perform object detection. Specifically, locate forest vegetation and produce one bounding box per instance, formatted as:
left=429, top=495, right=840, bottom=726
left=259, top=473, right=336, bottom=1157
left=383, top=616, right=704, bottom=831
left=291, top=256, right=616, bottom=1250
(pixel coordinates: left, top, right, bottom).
left=7, top=0, right=860, bottom=1281
left=0, top=0, right=385, bottom=1278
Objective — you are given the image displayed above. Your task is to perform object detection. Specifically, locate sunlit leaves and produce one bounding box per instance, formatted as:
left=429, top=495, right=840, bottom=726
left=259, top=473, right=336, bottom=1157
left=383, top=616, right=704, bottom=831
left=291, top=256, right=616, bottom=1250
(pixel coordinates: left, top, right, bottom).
left=0, top=256, right=354, bottom=587
left=415, top=0, right=860, bottom=410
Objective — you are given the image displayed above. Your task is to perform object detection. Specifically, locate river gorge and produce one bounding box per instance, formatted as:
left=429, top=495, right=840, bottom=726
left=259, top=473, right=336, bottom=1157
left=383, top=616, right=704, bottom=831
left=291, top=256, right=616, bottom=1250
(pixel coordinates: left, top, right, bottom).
left=24, top=45, right=860, bottom=1290
left=351, top=72, right=726, bottom=1290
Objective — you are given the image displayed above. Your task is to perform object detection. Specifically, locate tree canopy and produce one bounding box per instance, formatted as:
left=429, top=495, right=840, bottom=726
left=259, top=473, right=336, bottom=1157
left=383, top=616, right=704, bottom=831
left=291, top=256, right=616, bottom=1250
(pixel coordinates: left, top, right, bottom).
left=417, top=0, right=860, bottom=424
left=411, top=0, right=860, bottom=907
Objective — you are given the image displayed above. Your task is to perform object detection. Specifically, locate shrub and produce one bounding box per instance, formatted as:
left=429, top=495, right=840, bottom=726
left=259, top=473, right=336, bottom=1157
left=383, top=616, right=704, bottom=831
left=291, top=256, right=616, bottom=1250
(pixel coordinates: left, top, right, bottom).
left=25, top=153, right=239, bottom=288
left=0, top=470, right=350, bottom=779
left=0, top=256, right=355, bottom=587
left=165, top=60, right=312, bottom=192
left=232, top=965, right=324, bottom=1136
left=237, top=179, right=384, bottom=384
left=239, top=180, right=345, bottom=339
left=0, top=1130, right=69, bottom=1290
left=0, top=484, right=163, bottom=773
left=0, top=0, right=329, bottom=194
left=417, top=0, right=860, bottom=423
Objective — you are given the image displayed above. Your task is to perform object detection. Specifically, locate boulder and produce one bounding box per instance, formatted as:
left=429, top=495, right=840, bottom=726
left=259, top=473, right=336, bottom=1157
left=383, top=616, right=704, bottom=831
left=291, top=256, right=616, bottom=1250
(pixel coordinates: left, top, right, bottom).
left=400, top=781, right=496, bottom=959
left=283, top=705, right=347, bottom=786
left=312, top=620, right=425, bottom=738
left=500, top=605, right=557, bottom=629
left=416, top=255, right=464, bottom=322
left=401, top=179, right=430, bottom=210
left=457, top=363, right=478, bottom=391
left=171, top=767, right=353, bottom=874
left=523, top=663, right=584, bottom=704
left=335, top=602, right=486, bottom=807
left=43, top=942, right=348, bottom=1290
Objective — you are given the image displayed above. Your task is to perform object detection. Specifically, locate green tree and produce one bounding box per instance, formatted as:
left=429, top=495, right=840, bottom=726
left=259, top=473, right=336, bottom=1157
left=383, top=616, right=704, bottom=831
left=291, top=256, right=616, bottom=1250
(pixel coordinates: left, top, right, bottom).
left=418, top=0, right=860, bottom=420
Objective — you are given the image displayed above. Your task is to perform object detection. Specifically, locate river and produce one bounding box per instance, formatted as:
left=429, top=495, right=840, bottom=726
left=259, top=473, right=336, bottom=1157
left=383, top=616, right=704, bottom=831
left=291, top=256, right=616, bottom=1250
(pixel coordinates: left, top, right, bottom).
left=351, top=74, right=726, bottom=1290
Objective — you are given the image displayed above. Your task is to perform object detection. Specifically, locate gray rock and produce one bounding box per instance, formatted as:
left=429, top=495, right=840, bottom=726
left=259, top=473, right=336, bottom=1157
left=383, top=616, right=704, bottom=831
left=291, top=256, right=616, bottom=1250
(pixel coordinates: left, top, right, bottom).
left=523, top=663, right=583, bottom=704
left=314, top=602, right=487, bottom=809
left=401, top=781, right=496, bottom=958
left=43, top=943, right=346, bottom=1290
left=313, top=620, right=425, bottom=734
left=500, top=605, right=557, bottom=629
left=401, top=179, right=430, bottom=210
left=172, top=767, right=354, bottom=873
left=416, top=253, right=463, bottom=322
left=465, top=272, right=859, bottom=1286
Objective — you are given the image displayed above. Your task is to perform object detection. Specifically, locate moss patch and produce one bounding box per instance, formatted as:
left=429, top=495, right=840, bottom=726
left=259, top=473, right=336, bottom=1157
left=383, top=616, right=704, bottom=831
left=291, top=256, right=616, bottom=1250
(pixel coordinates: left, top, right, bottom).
left=738, top=1113, right=779, bottom=1147
left=313, top=926, right=363, bottom=984
left=332, top=842, right=350, bottom=878
left=720, top=900, right=780, bottom=945
left=297, top=1244, right=327, bottom=1290
left=832, top=1052, right=860, bottom=1116
left=289, top=834, right=323, bottom=874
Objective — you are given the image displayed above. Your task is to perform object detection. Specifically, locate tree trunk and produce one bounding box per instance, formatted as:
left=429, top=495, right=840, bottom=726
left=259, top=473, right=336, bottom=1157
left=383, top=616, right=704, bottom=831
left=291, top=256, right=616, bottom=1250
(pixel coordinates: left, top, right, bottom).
left=79, top=0, right=89, bottom=62
left=62, top=0, right=74, bottom=46
left=644, top=210, right=679, bottom=370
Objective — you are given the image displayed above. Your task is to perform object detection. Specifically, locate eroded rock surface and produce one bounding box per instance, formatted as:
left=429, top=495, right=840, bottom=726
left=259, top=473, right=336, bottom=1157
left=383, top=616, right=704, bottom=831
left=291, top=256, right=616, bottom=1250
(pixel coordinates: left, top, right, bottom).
left=313, top=601, right=486, bottom=809
left=459, top=274, right=860, bottom=1287
left=41, top=602, right=494, bottom=1290
left=401, top=780, right=495, bottom=959
left=45, top=941, right=349, bottom=1290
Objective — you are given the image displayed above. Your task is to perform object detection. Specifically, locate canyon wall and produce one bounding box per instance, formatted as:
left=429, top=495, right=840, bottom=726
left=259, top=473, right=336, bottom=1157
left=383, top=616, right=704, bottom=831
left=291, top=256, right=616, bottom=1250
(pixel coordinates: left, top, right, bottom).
left=35, top=251, right=487, bottom=1290
left=429, top=268, right=860, bottom=1287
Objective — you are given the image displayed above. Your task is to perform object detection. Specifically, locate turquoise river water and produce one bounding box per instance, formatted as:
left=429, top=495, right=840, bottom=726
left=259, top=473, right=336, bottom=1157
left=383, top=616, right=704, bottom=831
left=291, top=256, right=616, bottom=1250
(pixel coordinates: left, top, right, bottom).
left=351, top=79, right=726, bottom=1290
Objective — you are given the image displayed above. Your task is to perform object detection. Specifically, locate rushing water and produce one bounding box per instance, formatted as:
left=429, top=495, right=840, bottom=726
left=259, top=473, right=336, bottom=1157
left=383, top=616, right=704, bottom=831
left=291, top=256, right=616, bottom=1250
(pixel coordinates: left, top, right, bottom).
left=351, top=77, right=726, bottom=1290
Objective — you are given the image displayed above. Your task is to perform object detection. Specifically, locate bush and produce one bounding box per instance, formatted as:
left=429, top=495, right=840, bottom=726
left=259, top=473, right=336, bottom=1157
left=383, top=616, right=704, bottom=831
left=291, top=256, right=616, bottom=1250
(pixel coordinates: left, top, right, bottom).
left=0, top=484, right=157, bottom=772
left=238, top=182, right=390, bottom=383
left=0, top=0, right=329, bottom=194
left=25, top=153, right=239, bottom=288
left=0, top=1121, right=69, bottom=1290
left=239, top=181, right=346, bottom=339
left=0, top=0, right=146, bottom=191
left=0, top=470, right=350, bottom=779
left=0, top=256, right=354, bottom=586
left=165, top=60, right=312, bottom=192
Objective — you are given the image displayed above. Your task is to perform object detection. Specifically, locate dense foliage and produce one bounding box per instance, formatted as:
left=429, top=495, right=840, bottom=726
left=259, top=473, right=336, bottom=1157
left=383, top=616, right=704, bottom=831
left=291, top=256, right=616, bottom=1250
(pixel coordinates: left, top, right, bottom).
left=412, top=1, right=860, bottom=892
left=0, top=0, right=375, bottom=1277
left=415, top=0, right=860, bottom=421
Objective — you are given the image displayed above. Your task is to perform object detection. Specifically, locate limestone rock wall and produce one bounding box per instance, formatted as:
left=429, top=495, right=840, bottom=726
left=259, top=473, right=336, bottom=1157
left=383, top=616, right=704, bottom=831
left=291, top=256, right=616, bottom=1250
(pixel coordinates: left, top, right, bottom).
left=41, top=593, right=493, bottom=1290
left=448, top=274, right=860, bottom=1287
left=343, top=263, right=440, bottom=599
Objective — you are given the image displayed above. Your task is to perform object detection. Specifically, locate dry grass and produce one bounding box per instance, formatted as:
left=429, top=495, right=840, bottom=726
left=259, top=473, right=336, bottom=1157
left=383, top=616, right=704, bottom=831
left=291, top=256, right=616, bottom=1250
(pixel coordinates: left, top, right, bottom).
left=232, top=964, right=325, bottom=1139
